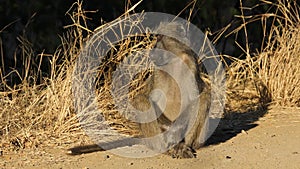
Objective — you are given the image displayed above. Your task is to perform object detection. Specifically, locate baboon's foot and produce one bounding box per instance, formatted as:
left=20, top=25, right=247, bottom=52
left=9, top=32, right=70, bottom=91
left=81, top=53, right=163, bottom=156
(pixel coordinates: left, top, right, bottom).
left=167, top=142, right=196, bottom=158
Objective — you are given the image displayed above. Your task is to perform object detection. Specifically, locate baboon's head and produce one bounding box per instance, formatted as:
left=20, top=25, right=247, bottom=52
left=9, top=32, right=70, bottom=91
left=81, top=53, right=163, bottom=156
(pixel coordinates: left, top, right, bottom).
left=150, top=22, right=197, bottom=71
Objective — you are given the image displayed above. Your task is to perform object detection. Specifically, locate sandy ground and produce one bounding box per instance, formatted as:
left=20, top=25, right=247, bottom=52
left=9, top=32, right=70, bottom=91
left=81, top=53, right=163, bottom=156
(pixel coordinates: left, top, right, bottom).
left=1, top=106, right=299, bottom=169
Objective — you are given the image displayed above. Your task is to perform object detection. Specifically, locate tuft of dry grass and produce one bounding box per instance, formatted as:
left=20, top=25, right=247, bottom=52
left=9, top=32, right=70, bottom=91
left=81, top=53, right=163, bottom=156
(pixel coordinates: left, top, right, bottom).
left=0, top=1, right=90, bottom=152
left=256, top=0, right=300, bottom=107
left=226, top=0, right=300, bottom=110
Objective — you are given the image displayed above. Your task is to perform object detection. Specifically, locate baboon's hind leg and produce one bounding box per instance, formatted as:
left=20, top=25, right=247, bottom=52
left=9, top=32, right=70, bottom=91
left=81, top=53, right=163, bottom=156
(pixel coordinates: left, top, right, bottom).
left=165, top=88, right=210, bottom=158
left=184, top=88, right=210, bottom=150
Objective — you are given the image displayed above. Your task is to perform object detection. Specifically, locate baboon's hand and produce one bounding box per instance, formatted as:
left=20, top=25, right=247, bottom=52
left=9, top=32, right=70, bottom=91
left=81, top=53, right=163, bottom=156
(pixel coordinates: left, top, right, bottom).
left=167, top=142, right=196, bottom=158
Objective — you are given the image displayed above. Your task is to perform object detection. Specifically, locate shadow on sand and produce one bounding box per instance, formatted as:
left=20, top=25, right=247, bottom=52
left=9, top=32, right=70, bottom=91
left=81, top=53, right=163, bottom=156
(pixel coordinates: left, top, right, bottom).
left=205, top=105, right=269, bottom=146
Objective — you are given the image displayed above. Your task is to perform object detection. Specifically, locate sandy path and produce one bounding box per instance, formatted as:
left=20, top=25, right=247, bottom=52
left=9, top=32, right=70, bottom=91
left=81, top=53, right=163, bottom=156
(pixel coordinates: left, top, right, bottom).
left=1, top=107, right=299, bottom=169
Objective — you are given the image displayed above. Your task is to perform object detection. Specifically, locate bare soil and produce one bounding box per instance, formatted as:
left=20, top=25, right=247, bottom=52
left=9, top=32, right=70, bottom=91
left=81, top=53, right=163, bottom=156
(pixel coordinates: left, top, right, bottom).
left=1, top=106, right=299, bottom=169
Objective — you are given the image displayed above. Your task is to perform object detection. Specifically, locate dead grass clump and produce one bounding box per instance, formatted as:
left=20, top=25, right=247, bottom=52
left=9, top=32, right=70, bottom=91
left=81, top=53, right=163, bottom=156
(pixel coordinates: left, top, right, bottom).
left=0, top=1, right=90, bottom=152
left=256, top=0, right=300, bottom=107
left=226, top=0, right=300, bottom=110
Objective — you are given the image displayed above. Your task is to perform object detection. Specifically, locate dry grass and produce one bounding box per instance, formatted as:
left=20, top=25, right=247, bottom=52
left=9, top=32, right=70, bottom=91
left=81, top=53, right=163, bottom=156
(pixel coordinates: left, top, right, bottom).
left=0, top=1, right=89, bottom=151
left=0, top=0, right=299, bottom=153
left=0, top=0, right=157, bottom=151
left=257, top=0, right=300, bottom=107
left=226, top=0, right=300, bottom=111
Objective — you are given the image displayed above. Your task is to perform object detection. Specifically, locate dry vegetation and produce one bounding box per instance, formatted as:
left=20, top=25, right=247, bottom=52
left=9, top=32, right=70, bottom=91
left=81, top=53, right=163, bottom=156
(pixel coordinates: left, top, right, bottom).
left=226, top=0, right=300, bottom=110
left=0, top=0, right=299, bottom=153
left=0, top=1, right=88, bottom=151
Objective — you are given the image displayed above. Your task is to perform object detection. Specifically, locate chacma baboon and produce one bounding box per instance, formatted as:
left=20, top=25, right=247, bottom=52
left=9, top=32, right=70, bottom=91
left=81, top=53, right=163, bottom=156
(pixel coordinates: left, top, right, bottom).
left=68, top=22, right=210, bottom=158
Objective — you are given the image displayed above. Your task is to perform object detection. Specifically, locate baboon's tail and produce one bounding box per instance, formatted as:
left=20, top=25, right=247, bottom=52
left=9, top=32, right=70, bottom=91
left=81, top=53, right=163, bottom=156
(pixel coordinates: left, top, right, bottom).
left=67, top=137, right=139, bottom=155
left=67, top=144, right=103, bottom=155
